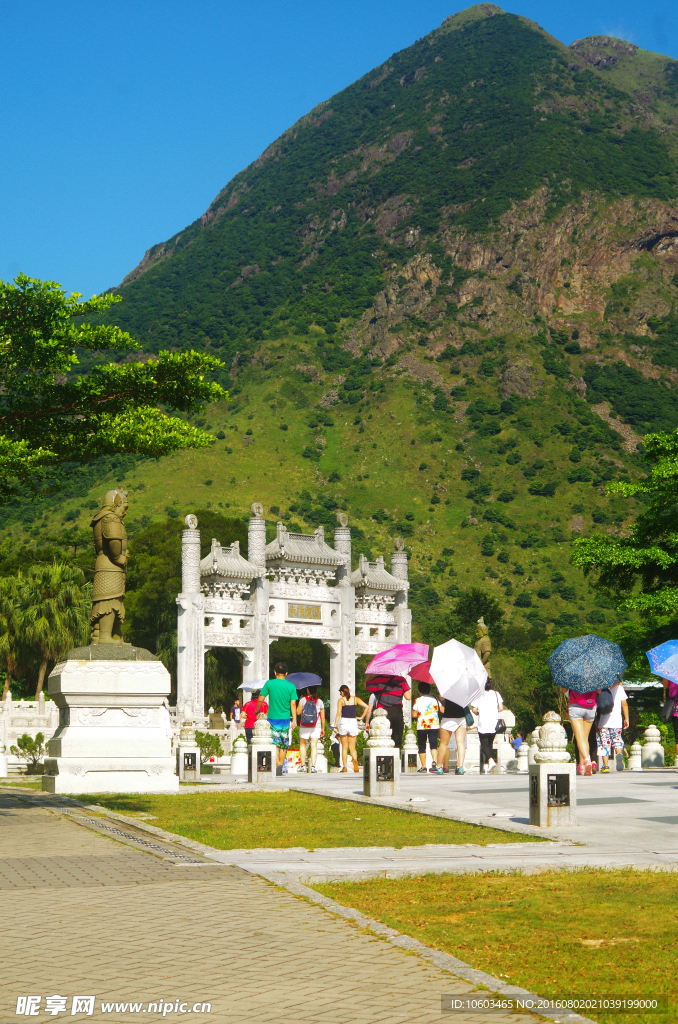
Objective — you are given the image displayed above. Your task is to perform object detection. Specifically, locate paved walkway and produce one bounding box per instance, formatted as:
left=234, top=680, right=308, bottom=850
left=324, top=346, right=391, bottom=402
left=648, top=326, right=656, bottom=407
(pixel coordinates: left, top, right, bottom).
left=0, top=792, right=535, bottom=1024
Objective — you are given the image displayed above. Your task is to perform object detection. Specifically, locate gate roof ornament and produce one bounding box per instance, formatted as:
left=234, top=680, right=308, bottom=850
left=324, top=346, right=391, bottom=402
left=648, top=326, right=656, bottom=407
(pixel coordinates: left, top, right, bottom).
left=351, top=553, right=407, bottom=595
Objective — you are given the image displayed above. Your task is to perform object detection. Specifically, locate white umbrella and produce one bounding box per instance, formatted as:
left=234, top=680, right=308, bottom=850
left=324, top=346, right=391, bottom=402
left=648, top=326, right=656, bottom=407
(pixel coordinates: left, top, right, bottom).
left=429, top=638, right=487, bottom=708
left=237, top=679, right=267, bottom=690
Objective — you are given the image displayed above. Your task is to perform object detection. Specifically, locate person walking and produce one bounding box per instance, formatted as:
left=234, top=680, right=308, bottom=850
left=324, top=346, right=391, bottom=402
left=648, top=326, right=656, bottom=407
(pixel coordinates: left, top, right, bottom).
left=257, top=662, right=298, bottom=773
left=436, top=697, right=470, bottom=776
left=230, top=699, right=241, bottom=724
left=568, top=687, right=599, bottom=776
left=241, top=690, right=267, bottom=743
left=334, top=685, right=369, bottom=772
left=297, top=686, right=325, bottom=773
left=471, top=680, right=504, bottom=774
left=596, top=680, right=629, bottom=773
left=364, top=676, right=411, bottom=751
left=662, top=677, right=678, bottom=767
left=412, top=682, right=444, bottom=773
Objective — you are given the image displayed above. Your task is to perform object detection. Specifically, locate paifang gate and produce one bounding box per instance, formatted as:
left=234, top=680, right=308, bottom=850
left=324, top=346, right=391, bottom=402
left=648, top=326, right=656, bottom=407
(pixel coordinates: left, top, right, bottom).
left=176, top=504, right=411, bottom=718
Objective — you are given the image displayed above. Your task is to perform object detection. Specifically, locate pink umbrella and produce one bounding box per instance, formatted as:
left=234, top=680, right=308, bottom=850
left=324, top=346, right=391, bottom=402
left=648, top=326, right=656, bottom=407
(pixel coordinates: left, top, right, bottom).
left=365, top=643, right=429, bottom=678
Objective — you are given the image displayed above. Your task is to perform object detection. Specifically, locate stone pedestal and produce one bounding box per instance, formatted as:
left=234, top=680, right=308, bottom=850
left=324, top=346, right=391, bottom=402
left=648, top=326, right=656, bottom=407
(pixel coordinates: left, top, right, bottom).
left=248, top=715, right=276, bottom=784
left=627, top=741, right=643, bottom=771
left=529, top=711, right=574, bottom=827
left=528, top=728, right=541, bottom=766
left=529, top=763, right=577, bottom=827
left=176, top=721, right=201, bottom=782
left=231, top=735, right=248, bottom=775
left=641, top=725, right=665, bottom=768
left=363, top=708, right=400, bottom=797
left=42, top=645, right=178, bottom=795
left=464, top=728, right=480, bottom=774
left=402, top=730, right=419, bottom=773
left=516, top=742, right=529, bottom=773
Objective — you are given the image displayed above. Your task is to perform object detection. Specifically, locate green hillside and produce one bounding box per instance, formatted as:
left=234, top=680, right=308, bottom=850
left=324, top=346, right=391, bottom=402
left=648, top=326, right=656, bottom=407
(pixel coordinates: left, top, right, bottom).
left=6, top=4, right=678, bottom=658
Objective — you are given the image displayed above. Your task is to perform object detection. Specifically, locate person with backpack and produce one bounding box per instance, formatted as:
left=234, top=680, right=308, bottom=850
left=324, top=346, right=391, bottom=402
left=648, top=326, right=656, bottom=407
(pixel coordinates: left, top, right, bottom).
left=412, top=682, right=444, bottom=773
left=568, top=686, right=599, bottom=776
left=334, top=685, right=369, bottom=772
left=364, top=675, right=411, bottom=751
left=297, top=686, right=325, bottom=773
left=596, top=682, right=629, bottom=773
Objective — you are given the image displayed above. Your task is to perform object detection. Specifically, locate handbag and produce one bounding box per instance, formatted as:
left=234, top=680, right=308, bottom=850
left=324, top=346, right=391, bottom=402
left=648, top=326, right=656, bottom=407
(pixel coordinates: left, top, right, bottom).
left=464, top=707, right=474, bottom=728
left=495, top=718, right=507, bottom=734
left=661, top=697, right=676, bottom=724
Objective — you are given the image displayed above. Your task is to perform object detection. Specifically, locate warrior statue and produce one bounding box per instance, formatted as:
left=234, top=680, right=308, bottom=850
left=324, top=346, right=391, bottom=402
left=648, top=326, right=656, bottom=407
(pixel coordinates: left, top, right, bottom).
left=90, top=487, right=129, bottom=644
left=475, top=616, right=492, bottom=678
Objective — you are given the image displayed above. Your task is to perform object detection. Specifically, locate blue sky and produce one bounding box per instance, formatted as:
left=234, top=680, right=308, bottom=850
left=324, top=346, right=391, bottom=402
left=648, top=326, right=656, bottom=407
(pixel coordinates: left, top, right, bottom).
left=1, top=0, right=676, bottom=298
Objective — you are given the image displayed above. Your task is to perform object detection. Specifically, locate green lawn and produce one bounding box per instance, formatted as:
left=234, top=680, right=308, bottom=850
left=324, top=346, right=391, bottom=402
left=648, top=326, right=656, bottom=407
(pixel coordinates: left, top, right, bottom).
left=0, top=777, right=43, bottom=790
left=315, top=870, right=675, bottom=1024
left=74, top=791, right=543, bottom=850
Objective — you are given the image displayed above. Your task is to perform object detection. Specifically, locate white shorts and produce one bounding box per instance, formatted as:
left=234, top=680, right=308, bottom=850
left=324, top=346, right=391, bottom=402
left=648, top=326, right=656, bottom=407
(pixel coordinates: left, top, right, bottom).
left=337, top=719, right=359, bottom=737
left=299, top=722, right=322, bottom=740
left=440, top=717, right=467, bottom=741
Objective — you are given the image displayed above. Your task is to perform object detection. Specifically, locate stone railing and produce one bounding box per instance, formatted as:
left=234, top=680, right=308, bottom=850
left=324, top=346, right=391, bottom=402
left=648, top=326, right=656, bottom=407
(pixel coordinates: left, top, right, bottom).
left=0, top=692, right=60, bottom=774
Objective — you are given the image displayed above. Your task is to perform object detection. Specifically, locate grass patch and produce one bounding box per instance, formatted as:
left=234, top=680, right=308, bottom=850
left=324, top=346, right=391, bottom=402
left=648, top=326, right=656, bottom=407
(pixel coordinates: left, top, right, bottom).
left=0, top=777, right=43, bottom=790
left=73, top=791, right=543, bottom=850
left=314, top=870, right=675, bottom=1024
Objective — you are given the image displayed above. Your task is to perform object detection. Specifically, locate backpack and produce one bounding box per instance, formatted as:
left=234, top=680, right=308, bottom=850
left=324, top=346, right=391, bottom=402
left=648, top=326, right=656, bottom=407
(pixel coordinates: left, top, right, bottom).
left=300, top=698, right=319, bottom=726
left=596, top=689, right=614, bottom=715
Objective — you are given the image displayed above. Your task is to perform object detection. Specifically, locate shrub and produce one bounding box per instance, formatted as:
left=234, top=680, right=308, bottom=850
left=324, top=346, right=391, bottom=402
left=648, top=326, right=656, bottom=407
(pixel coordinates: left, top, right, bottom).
left=461, top=468, right=480, bottom=481
left=194, top=731, right=225, bottom=765
left=10, top=732, right=46, bottom=773
left=328, top=472, right=341, bottom=482
left=514, top=593, right=532, bottom=608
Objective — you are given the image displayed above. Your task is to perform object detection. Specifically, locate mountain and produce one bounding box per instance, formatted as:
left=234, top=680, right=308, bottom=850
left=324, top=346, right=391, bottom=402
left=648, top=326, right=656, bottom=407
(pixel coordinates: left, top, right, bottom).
left=7, top=4, right=678, bottom=649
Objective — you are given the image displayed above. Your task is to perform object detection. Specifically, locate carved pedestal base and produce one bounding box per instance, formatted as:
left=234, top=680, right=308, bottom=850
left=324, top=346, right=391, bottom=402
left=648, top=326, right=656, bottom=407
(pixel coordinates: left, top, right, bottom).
left=42, top=645, right=178, bottom=795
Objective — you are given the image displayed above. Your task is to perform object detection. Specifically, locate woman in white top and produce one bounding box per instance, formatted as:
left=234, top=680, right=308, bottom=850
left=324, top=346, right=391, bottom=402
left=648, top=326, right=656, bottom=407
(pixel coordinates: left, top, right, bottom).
left=334, top=685, right=369, bottom=773
left=471, top=680, right=504, bottom=774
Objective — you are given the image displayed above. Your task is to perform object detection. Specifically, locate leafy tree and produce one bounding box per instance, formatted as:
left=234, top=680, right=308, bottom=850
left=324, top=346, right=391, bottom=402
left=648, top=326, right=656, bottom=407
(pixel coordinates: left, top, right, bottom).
left=10, top=732, right=47, bottom=773
left=572, top=429, right=678, bottom=613
left=0, top=275, right=226, bottom=503
left=0, top=574, right=24, bottom=699
left=454, top=587, right=505, bottom=639
left=194, top=730, right=224, bottom=765
left=22, top=563, right=90, bottom=698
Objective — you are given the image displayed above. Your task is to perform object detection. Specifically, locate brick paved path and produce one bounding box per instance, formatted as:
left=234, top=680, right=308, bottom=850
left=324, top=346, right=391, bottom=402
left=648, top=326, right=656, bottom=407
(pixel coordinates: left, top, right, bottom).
left=0, top=792, right=528, bottom=1024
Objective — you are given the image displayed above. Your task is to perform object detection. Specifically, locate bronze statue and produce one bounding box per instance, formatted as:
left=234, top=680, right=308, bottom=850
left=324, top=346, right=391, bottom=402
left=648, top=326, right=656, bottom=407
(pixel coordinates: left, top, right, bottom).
left=474, top=616, right=492, bottom=678
left=90, top=487, right=129, bottom=644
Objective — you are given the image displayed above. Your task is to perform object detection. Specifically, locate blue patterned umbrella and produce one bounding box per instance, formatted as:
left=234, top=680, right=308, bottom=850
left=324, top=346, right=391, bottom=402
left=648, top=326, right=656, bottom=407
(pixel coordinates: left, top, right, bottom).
left=646, top=640, right=678, bottom=685
left=547, top=634, right=627, bottom=693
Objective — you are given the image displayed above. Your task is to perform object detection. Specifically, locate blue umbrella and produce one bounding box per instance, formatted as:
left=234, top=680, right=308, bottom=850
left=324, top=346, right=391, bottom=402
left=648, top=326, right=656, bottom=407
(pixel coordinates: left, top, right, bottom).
left=646, top=640, right=678, bottom=685
left=547, top=634, right=627, bottom=693
left=286, top=671, right=322, bottom=691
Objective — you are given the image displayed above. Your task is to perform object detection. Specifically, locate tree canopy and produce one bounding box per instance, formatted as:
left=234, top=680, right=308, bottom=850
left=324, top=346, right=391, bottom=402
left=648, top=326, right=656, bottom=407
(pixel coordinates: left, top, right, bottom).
left=572, top=429, right=678, bottom=613
left=0, top=275, right=227, bottom=503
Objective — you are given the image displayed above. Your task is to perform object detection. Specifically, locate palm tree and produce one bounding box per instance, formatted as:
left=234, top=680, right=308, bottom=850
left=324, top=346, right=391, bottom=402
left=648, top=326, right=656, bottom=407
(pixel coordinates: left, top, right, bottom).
left=0, top=573, right=24, bottom=700
left=21, top=563, right=90, bottom=699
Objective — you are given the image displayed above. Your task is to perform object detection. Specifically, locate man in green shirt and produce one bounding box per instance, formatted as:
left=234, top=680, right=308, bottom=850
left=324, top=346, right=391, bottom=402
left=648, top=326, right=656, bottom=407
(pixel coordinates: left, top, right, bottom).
left=257, top=662, right=298, bottom=768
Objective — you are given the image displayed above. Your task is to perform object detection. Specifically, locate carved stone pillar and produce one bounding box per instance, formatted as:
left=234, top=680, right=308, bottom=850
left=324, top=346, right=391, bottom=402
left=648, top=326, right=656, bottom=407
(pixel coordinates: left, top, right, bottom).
left=177, top=515, right=204, bottom=719
left=247, top=502, right=267, bottom=574
left=391, top=538, right=411, bottom=644
left=334, top=513, right=351, bottom=583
